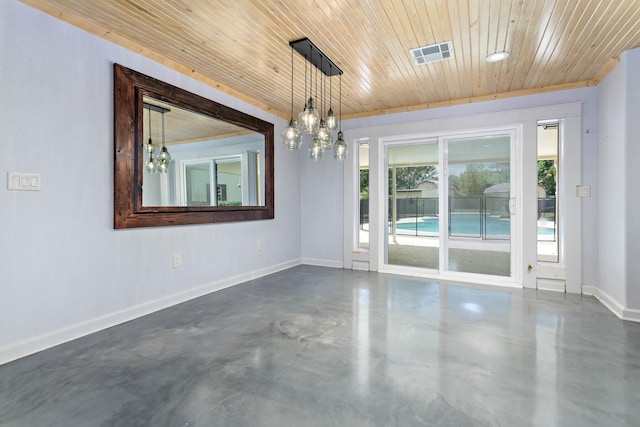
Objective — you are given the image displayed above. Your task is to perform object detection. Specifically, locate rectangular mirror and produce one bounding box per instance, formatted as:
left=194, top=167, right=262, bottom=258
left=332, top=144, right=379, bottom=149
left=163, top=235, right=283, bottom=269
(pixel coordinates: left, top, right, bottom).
left=114, top=64, right=274, bottom=228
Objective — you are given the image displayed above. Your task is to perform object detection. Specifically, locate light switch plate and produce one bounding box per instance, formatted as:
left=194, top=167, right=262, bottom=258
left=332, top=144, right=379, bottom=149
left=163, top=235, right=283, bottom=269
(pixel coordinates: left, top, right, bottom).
left=576, top=185, right=591, bottom=197
left=8, top=172, right=41, bottom=191
left=172, top=254, right=182, bottom=268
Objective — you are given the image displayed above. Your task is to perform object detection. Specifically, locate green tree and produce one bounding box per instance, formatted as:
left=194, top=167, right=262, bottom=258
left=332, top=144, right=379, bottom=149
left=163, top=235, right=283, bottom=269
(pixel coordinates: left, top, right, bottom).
left=450, top=164, right=490, bottom=195
left=360, top=168, right=369, bottom=200
left=490, top=162, right=510, bottom=183
left=361, top=165, right=438, bottom=199
left=388, top=165, right=438, bottom=190
left=449, top=162, right=509, bottom=195
left=537, top=160, right=556, bottom=196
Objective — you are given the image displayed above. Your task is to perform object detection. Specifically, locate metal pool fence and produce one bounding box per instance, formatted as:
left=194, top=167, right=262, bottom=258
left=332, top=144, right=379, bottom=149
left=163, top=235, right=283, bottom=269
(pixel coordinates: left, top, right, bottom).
left=359, top=196, right=556, bottom=241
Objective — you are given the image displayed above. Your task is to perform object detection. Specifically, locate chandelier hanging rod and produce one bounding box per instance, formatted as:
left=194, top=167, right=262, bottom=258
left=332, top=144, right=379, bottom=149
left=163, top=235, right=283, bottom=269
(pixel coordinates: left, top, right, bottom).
left=289, top=38, right=342, bottom=77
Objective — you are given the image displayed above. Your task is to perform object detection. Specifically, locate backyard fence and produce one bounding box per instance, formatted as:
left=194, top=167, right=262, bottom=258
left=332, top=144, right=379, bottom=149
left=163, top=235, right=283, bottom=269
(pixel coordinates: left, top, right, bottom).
left=359, top=196, right=556, bottom=241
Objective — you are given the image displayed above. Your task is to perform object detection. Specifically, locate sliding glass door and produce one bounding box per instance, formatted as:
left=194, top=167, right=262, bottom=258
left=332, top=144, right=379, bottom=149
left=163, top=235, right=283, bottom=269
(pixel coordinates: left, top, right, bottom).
left=385, top=130, right=516, bottom=280
left=386, top=141, right=440, bottom=270
left=445, top=134, right=512, bottom=277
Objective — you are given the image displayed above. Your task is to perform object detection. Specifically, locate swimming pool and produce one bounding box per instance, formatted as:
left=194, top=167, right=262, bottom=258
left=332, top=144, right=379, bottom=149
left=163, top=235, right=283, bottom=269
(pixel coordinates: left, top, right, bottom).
left=394, top=213, right=555, bottom=238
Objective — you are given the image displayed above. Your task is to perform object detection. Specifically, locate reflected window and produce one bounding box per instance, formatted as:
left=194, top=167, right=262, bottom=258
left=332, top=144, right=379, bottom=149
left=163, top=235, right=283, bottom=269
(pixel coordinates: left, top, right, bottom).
left=215, top=158, right=242, bottom=206
left=185, top=161, right=213, bottom=206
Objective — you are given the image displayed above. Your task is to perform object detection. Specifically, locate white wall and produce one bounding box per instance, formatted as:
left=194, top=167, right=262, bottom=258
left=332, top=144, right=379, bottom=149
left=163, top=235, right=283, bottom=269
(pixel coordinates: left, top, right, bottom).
left=596, top=54, right=628, bottom=309
left=624, top=49, right=640, bottom=312
left=299, top=134, right=345, bottom=267
left=590, top=47, right=640, bottom=321
left=303, top=87, right=599, bottom=289
left=0, top=1, right=301, bottom=364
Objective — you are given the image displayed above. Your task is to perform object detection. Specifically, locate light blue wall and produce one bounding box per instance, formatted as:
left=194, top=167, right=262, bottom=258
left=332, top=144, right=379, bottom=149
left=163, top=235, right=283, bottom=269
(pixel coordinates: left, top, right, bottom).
left=0, top=1, right=300, bottom=363
left=302, top=87, right=599, bottom=285
left=623, top=49, right=640, bottom=311
left=596, top=55, right=628, bottom=307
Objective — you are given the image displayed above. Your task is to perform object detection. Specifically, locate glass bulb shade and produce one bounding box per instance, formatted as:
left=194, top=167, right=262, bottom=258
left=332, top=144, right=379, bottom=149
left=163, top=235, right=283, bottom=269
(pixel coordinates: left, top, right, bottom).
left=281, top=119, right=302, bottom=150
left=158, top=146, right=171, bottom=161
left=157, top=158, right=170, bottom=173
left=302, top=97, right=320, bottom=132
left=309, top=142, right=324, bottom=161
left=298, top=103, right=309, bottom=129
left=145, top=154, right=157, bottom=173
left=326, top=108, right=337, bottom=131
left=144, top=139, right=155, bottom=154
left=333, top=131, right=348, bottom=160
left=314, top=120, right=332, bottom=150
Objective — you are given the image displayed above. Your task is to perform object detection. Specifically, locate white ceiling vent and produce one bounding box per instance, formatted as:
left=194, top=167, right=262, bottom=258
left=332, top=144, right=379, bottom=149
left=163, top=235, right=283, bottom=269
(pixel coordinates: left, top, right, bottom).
left=409, top=41, right=454, bottom=65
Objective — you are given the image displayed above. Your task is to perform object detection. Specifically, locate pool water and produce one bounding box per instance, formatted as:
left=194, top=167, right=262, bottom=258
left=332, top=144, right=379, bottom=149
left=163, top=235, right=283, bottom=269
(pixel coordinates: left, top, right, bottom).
left=395, top=213, right=555, bottom=237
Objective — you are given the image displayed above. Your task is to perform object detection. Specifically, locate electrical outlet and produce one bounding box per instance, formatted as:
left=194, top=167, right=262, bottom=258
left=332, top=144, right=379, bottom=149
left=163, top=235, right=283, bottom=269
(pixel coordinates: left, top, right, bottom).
left=172, top=254, right=182, bottom=268
left=256, top=240, right=263, bottom=251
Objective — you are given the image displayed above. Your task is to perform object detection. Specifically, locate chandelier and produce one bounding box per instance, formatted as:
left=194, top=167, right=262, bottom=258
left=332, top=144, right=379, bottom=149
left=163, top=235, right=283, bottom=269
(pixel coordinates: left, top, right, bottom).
left=143, top=102, right=172, bottom=173
left=281, top=38, right=347, bottom=161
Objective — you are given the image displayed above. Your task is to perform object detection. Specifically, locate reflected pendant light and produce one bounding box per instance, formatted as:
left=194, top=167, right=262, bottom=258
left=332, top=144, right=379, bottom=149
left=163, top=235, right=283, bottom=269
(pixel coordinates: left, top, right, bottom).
left=333, top=74, right=348, bottom=160
left=144, top=105, right=157, bottom=173
left=282, top=45, right=302, bottom=149
left=157, top=111, right=171, bottom=173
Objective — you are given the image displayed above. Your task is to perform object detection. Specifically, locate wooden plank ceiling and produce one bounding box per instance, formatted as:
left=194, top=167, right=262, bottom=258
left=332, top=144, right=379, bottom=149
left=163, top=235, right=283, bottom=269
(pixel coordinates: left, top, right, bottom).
left=21, top=0, right=640, bottom=119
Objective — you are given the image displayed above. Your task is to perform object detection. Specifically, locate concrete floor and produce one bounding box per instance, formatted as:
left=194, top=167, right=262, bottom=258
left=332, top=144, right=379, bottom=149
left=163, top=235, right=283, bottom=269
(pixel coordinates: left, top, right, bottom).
left=1, top=265, right=639, bottom=426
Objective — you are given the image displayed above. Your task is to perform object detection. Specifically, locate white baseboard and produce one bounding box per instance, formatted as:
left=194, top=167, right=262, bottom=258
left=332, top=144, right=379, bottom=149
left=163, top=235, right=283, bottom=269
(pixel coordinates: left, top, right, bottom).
left=0, top=259, right=301, bottom=366
left=301, top=258, right=344, bottom=269
left=352, top=260, right=370, bottom=271
left=581, top=285, right=640, bottom=323
left=591, top=288, right=625, bottom=319
left=537, top=278, right=566, bottom=292
left=622, top=307, right=640, bottom=322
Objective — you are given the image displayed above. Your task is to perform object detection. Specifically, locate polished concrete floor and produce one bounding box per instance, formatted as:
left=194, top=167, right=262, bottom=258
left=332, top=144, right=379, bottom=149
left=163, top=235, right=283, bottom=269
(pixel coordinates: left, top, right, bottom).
left=1, top=265, right=639, bottom=426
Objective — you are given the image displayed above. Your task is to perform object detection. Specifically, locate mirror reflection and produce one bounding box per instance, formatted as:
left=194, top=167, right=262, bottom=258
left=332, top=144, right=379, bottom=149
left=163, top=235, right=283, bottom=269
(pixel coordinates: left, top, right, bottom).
left=142, top=97, right=265, bottom=207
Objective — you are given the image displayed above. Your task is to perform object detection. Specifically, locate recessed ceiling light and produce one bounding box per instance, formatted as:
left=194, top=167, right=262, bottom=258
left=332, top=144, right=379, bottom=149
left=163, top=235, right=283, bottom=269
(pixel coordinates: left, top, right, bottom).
left=486, top=51, right=509, bottom=62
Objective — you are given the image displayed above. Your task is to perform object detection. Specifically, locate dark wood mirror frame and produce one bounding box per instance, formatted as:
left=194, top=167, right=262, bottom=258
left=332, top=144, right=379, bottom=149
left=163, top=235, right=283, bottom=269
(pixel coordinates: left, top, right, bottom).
left=114, top=64, right=274, bottom=229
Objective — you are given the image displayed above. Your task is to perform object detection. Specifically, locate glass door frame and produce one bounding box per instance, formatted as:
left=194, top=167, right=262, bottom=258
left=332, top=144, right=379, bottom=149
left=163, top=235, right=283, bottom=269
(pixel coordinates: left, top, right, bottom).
left=441, top=128, right=519, bottom=280
left=384, top=138, right=440, bottom=272
left=379, top=126, right=523, bottom=288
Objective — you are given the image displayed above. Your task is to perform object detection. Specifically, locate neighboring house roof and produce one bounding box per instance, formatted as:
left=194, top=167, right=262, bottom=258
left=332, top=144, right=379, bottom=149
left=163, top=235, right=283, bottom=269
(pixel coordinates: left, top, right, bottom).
left=484, top=183, right=548, bottom=197
left=484, top=183, right=510, bottom=194
left=416, top=180, right=438, bottom=189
